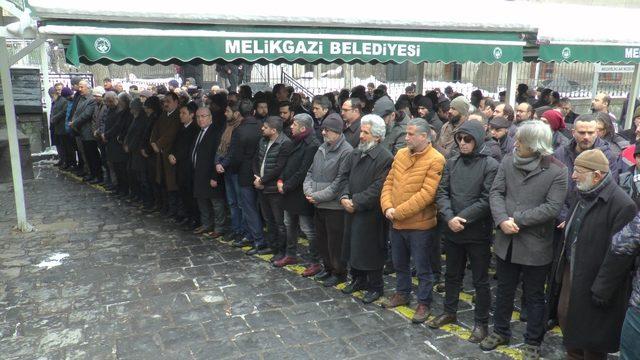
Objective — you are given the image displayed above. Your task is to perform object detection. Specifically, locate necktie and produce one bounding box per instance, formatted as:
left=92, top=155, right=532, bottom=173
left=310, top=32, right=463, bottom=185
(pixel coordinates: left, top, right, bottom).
left=192, top=129, right=205, bottom=166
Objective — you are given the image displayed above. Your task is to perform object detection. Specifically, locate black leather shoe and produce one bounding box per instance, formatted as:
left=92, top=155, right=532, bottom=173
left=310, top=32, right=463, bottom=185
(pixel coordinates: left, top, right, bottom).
left=341, top=279, right=367, bottom=294
left=314, top=270, right=331, bottom=281
left=82, top=175, right=94, bottom=182
left=427, top=313, right=457, bottom=329
left=88, top=178, right=103, bottom=185
left=322, top=275, right=346, bottom=287
left=361, top=290, right=382, bottom=304
left=231, top=238, right=251, bottom=248
left=246, top=246, right=272, bottom=256
left=468, top=323, right=489, bottom=343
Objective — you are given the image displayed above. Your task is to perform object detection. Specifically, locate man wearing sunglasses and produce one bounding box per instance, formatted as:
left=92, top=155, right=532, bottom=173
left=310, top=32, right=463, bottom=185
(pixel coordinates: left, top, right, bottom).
left=428, top=120, right=499, bottom=344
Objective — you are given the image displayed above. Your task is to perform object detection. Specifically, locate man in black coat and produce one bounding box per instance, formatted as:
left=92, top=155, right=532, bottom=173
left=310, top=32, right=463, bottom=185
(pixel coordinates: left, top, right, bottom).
left=168, top=103, right=200, bottom=225
left=555, top=149, right=636, bottom=359
left=428, top=120, right=499, bottom=343
left=191, top=107, right=226, bottom=237
left=226, top=100, right=265, bottom=250
left=249, top=116, right=292, bottom=257
left=339, top=114, right=393, bottom=304
left=274, top=113, right=320, bottom=268
left=70, top=80, right=97, bottom=181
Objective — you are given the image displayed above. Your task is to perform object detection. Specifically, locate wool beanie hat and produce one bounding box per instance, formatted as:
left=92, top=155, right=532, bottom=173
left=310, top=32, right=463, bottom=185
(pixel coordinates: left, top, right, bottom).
left=542, top=109, right=566, bottom=131
left=574, top=149, right=609, bottom=173
left=415, top=96, right=433, bottom=110
left=321, top=113, right=344, bottom=133
left=450, top=96, right=469, bottom=116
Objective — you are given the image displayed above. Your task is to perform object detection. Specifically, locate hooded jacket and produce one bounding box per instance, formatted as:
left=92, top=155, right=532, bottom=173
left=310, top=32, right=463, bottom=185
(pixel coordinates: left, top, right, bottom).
left=436, top=121, right=499, bottom=242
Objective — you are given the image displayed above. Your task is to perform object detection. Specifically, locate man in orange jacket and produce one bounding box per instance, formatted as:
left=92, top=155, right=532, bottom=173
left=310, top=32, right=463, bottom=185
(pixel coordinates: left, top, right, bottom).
left=380, top=118, right=445, bottom=323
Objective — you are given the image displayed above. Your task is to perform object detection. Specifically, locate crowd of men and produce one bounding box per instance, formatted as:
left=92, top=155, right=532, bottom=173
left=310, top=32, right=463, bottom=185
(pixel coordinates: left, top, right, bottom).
left=48, top=76, right=640, bottom=359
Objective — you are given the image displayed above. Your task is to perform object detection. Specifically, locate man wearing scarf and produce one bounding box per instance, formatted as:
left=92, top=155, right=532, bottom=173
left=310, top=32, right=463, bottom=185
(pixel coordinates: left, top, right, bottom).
left=216, top=100, right=246, bottom=243
left=276, top=113, right=320, bottom=268
left=554, top=149, right=636, bottom=359
left=482, top=120, right=568, bottom=359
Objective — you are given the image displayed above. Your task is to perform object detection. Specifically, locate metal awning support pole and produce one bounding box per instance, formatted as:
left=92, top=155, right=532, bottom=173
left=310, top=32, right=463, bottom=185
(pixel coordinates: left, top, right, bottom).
left=505, top=62, right=518, bottom=107
left=40, top=41, right=51, bottom=146
left=591, top=63, right=600, bottom=99
left=624, top=63, right=640, bottom=130
left=0, top=36, right=33, bottom=232
left=416, top=62, right=425, bottom=95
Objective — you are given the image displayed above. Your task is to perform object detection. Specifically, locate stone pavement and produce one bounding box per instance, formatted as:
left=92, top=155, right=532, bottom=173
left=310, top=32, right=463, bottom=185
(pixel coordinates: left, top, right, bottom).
left=0, top=163, right=614, bottom=360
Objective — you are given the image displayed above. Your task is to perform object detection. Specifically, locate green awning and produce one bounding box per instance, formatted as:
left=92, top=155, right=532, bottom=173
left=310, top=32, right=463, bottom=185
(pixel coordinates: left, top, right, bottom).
left=53, top=23, right=525, bottom=65
left=539, top=44, right=640, bottom=63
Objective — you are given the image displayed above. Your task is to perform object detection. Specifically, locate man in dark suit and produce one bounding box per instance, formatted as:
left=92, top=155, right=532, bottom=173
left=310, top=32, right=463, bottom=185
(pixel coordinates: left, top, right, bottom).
left=168, top=102, right=200, bottom=226
left=191, top=106, right=226, bottom=237
left=226, top=100, right=265, bottom=250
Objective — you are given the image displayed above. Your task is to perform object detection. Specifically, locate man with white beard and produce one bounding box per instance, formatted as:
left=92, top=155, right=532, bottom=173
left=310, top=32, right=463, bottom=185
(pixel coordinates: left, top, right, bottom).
left=340, top=114, right=394, bottom=304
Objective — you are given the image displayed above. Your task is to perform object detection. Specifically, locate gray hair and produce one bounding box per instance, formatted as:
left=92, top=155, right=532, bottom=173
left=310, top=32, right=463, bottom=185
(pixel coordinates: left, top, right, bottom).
left=312, top=95, right=332, bottom=110
left=361, top=114, right=387, bottom=141
left=78, top=79, right=91, bottom=89
left=516, top=120, right=554, bottom=156
left=103, top=91, right=118, bottom=100
left=293, top=113, right=314, bottom=130
left=407, top=118, right=433, bottom=141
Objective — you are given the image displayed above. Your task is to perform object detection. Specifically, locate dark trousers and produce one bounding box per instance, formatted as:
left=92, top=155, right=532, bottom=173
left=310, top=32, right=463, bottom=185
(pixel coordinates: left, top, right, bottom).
left=178, top=181, right=197, bottom=221
left=390, top=228, right=435, bottom=305
left=351, top=268, right=384, bottom=293
left=314, top=208, right=346, bottom=277
left=443, top=239, right=491, bottom=324
left=493, top=253, right=550, bottom=346
left=258, top=192, right=286, bottom=252
left=82, top=140, right=102, bottom=179
left=111, top=161, right=129, bottom=195
left=284, top=211, right=316, bottom=258
left=75, top=136, right=87, bottom=172
left=98, top=143, right=111, bottom=184
left=224, top=173, right=245, bottom=236
left=196, top=197, right=227, bottom=233
left=431, top=222, right=443, bottom=281
left=54, top=134, right=67, bottom=165
left=62, top=134, right=77, bottom=167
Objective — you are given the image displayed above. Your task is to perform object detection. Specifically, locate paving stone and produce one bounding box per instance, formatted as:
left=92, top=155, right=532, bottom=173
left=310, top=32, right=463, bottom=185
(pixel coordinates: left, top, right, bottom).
left=190, top=339, right=241, bottom=360
left=276, top=324, right=328, bottom=346
left=244, top=310, right=290, bottom=330
left=345, top=330, right=396, bottom=354
left=202, top=317, right=250, bottom=341
left=260, top=345, right=313, bottom=360
left=286, top=287, right=332, bottom=304
left=304, top=338, right=359, bottom=360
left=171, top=305, right=218, bottom=326
left=158, top=325, right=207, bottom=348
left=316, top=317, right=362, bottom=339
left=232, top=329, right=284, bottom=352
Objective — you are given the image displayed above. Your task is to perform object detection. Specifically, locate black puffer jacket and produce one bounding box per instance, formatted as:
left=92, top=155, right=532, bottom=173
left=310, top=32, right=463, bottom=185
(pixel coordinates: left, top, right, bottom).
left=436, top=120, right=500, bottom=242
left=252, top=133, right=292, bottom=194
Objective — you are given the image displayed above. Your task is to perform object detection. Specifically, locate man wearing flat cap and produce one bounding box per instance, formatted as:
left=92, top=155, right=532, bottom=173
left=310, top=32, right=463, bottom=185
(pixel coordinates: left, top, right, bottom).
left=554, top=149, right=636, bottom=359
left=489, top=116, right=515, bottom=158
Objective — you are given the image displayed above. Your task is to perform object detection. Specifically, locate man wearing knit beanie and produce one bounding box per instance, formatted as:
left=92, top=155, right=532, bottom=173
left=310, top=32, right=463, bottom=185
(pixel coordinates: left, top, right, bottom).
left=555, top=147, right=636, bottom=359
left=436, top=96, right=470, bottom=158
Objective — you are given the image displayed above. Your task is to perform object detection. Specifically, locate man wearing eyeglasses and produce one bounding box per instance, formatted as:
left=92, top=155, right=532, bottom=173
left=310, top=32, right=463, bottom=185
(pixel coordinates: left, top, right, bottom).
left=554, top=149, right=636, bottom=359
left=428, top=120, right=498, bottom=344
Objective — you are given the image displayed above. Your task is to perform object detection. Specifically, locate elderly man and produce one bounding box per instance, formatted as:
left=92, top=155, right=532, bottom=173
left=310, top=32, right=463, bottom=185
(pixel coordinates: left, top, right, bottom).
left=70, top=80, right=98, bottom=182
left=481, top=120, right=568, bottom=360
left=554, top=149, right=636, bottom=359
left=303, top=113, right=353, bottom=287
left=276, top=113, right=320, bottom=268
left=341, top=97, right=363, bottom=148
left=436, top=96, right=469, bottom=158
left=340, top=114, right=394, bottom=304
left=428, top=120, right=499, bottom=343
left=380, top=118, right=445, bottom=323
left=191, top=107, right=226, bottom=237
